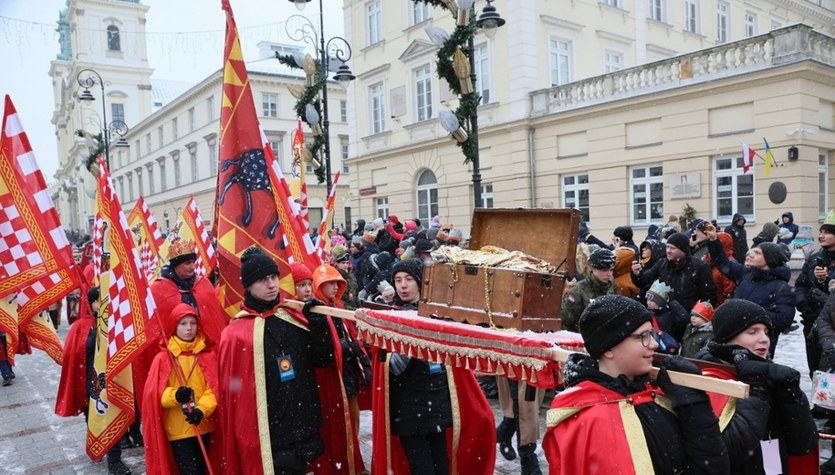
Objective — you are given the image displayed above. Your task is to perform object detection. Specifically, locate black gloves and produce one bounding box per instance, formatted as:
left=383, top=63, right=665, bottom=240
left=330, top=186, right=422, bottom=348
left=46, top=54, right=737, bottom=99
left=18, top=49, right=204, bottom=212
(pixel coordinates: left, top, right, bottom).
left=563, top=353, right=597, bottom=388
left=302, top=298, right=326, bottom=321
left=656, top=356, right=709, bottom=409
left=341, top=339, right=364, bottom=358
left=185, top=408, right=204, bottom=425
left=175, top=386, right=193, bottom=404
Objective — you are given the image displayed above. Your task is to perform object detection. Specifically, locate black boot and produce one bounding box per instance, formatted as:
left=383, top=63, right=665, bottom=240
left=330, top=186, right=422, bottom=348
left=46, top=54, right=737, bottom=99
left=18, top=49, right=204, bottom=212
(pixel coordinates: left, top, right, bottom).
left=495, top=417, right=517, bottom=461
left=519, top=443, right=543, bottom=475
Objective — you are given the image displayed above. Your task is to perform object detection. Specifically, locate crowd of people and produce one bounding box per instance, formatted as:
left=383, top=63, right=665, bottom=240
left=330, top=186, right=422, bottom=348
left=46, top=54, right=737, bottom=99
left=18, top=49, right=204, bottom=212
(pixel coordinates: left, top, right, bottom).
left=4, top=209, right=834, bottom=474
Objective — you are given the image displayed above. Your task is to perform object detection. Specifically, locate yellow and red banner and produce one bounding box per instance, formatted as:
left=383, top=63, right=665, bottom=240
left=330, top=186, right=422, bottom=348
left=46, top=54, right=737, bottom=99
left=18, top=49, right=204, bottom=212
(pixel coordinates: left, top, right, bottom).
left=290, top=117, right=310, bottom=232
left=127, top=196, right=164, bottom=282
left=215, top=0, right=320, bottom=317
left=160, top=196, right=216, bottom=278
left=86, top=157, right=159, bottom=460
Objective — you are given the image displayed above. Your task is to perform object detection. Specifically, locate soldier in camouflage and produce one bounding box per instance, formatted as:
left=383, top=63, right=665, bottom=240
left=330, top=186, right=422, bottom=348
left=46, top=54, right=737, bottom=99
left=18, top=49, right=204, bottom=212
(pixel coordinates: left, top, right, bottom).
left=560, top=248, right=616, bottom=333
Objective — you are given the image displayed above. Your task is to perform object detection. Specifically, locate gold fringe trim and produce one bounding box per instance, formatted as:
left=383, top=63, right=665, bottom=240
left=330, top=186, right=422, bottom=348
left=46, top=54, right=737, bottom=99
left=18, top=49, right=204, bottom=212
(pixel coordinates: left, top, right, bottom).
left=447, top=368, right=461, bottom=474
left=252, top=318, right=275, bottom=474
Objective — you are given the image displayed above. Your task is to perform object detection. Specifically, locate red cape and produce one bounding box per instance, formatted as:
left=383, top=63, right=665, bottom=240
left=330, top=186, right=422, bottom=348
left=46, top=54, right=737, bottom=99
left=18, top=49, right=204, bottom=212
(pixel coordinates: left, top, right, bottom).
left=141, top=340, right=220, bottom=475
left=218, top=305, right=358, bottom=475
left=142, top=277, right=229, bottom=412
left=55, top=315, right=95, bottom=417
left=543, top=380, right=660, bottom=475
left=151, top=276, right=229, bottom=345
left=702, top=368, right=820, bottom=474
left=370, top=348, right=496, bottom=475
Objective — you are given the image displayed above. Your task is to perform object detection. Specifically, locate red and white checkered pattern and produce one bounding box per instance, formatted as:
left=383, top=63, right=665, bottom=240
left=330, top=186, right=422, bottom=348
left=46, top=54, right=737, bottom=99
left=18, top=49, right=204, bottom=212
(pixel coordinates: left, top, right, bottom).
left=0, top=96, right=75, bottom=297
left=185, top=196, right=216, bottom=278
left=94, top=157, right=157, bottom=376
left=138, top=240, right=158, bottom=282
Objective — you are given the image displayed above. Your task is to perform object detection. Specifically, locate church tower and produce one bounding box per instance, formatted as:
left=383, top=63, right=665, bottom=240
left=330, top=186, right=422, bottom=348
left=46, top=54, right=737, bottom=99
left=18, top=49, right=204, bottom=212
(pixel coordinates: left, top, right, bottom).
left=49, top=0, right=153, bottom=233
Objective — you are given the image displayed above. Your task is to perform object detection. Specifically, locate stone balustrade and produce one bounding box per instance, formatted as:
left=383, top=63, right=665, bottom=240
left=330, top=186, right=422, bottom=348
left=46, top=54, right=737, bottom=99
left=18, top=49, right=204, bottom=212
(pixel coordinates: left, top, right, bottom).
left=530, top=24, right=835, bottom=117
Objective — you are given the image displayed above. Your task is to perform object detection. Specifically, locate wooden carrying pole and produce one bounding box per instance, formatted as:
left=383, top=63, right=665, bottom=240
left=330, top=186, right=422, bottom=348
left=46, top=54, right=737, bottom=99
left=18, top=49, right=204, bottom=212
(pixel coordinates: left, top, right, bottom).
left=285, top=300, right=749, bottom=399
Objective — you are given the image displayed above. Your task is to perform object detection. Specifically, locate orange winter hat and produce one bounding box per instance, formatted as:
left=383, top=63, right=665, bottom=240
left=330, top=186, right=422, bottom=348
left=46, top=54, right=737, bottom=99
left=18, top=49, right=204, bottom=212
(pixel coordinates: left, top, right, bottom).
left=691, top=300, right=714, bottom=322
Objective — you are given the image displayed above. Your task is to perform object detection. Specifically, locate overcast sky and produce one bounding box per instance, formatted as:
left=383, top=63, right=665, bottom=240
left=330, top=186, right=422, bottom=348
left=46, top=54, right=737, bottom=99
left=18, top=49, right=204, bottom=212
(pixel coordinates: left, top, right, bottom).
left=0, top=0, right=344, bottom=181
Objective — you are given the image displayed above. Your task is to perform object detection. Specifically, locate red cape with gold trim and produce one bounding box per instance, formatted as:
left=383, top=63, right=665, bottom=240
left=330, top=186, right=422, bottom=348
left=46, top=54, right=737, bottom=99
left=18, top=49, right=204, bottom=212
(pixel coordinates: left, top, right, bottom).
left=141, top=340, right=221, bottom=475
left=370, top=347, right=496, bottom=475
left=217, top=304, right=357, bottom=475
left=701, top=367, right=820, bottom=474
left=150, top=276, right=229, bottom=345
left=543, top=380, right=659, bottom=475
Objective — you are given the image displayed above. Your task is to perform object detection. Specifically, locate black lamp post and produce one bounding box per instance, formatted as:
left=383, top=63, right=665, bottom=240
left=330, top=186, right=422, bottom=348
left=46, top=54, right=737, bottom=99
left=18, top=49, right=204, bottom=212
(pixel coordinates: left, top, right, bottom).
left=438, top=1, right=504, bottom=209
left=77, top=69, right=129, bottom=170
left=286, top=0, right=356, bottom=196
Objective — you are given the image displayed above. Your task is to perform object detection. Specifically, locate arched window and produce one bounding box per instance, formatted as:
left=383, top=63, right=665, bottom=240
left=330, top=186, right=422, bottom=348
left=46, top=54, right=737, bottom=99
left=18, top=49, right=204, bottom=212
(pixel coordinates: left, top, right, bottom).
left=107, top=25, right=121, bottom=51
left=416, top=170, right=438, bottom=224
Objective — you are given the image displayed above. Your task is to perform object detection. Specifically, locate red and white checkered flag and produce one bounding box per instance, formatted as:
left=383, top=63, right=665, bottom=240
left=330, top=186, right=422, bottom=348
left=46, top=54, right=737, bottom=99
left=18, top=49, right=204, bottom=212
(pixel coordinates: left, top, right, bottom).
left=0, top=95, right=80, bottom=301
left=185, top=196, right=216, bottom=278
left=94, top=157, right=159, bottom=374
left=127, top=197, right=164, bottom=282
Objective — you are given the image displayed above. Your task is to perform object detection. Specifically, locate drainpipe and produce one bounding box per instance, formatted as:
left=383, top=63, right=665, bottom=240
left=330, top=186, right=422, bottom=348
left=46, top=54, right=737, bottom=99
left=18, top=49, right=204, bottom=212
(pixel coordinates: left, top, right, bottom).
left=528, top=127, right=536, bottom=207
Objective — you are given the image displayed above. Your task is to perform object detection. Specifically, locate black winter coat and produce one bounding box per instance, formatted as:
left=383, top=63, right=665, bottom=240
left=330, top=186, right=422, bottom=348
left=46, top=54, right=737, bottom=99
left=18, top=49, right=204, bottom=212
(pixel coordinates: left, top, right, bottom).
left=724, top=213, right=749, bottom=263
left=795, top=248, right=835, bottom=326
left=707, top=239, right=795, bottom=333
left=632, top=255, right=717, bottom=312
left=261, top=308, right=334, bottom=453
left=563, top=354, right=729, bottom=475
left=389, top=357, right=453, bottom=437
left=814, top=291, right=835, bottom=369
left=651, top=299, right=690, bottom=343
left=696, top=346, right=818, bottom=475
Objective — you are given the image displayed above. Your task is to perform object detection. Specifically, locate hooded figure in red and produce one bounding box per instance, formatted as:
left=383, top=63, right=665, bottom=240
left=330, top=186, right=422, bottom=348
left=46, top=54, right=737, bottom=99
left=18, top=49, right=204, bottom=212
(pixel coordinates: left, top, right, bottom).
left=142, top=303, right=220, bottom=475
left=55, top=281, right=97, bottom=418
left=312, top=264, right=370, bottom=473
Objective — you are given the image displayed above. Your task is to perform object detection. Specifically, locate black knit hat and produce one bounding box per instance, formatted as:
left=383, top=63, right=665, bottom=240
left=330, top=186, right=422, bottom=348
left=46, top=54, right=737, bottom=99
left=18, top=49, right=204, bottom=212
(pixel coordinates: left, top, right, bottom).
left=756, top=242, right=790, bottom=269
left=666, top=233, right=691, bottom=254
left=240, top=246, right=279, bottom=289
left=579, top=295, right=652, bottom=359
left=391, top=258, right=424, bottom=287
left=414, top=239, right=434, bottom=255
left=588, top=248, right=615, bottom=270
left=712, top=299, right=774, bottom=343
left=87, top=286, right=100, bottom=306
left=613, top=225, right=633, bottom=242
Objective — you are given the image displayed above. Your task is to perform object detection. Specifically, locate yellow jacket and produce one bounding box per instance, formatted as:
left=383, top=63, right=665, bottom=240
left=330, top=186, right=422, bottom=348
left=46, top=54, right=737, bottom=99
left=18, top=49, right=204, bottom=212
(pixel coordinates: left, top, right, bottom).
left=160, top=333, right=218, bottom=441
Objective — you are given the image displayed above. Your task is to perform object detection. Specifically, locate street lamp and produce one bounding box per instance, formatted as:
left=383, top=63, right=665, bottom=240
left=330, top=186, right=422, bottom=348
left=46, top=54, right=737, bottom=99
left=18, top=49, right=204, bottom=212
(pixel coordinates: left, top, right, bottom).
left=285, top=0, right=356, bottom=196
left=77, top=69, right=129, bottom=170
left=437, top=0, right=505, bottom=209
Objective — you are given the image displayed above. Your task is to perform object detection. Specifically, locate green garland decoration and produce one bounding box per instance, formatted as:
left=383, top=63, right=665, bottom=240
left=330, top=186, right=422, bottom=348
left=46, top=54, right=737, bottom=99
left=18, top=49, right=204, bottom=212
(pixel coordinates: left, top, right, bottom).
left=414, top=0, right=481, bottom=165
left=75, top=129, right=104, bottom=172
left=276, top=52, right=327, bottom=183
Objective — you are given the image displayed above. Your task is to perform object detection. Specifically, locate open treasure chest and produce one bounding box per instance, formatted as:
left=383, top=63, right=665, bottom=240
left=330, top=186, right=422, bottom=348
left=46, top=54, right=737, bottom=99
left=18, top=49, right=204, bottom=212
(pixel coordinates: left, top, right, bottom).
left=418, top=208, right=580, bottom=332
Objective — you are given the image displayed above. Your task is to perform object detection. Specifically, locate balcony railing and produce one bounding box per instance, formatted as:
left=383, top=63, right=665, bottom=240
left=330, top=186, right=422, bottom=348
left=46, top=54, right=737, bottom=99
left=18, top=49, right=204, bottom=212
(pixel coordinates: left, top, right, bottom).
left=530, top=24, right=835, bottom=117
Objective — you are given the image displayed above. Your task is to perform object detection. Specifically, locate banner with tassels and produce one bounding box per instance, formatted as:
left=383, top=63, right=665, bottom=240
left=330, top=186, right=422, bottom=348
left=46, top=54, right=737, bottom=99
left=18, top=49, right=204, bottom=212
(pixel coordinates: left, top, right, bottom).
left=355, top=308, right=584, bottom=389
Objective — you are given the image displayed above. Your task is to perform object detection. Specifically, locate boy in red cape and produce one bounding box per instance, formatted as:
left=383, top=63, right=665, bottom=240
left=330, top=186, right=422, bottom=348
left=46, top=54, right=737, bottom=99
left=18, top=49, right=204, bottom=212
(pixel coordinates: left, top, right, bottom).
left=55, top=282, right=97, bottom=418
left=544, top=294, right=729, bottom=475
left=142, top=302, right=220, bottom=475
left=219, top=247, right=342, bottom=475
left=371, top=258, right=497, bottom=475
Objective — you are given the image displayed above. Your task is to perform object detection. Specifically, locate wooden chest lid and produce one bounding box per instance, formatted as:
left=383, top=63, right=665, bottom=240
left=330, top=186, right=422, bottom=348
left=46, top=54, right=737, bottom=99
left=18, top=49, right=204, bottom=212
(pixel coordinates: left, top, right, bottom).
left=468, top=208, right=581, bottom=276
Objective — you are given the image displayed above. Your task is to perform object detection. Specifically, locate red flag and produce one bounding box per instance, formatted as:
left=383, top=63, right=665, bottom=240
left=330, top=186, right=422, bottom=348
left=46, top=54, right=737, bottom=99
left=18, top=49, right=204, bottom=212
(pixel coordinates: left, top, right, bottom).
left=216, top=1, right=321, bottom=316
left=315, top=171, right=340, bottom=260
left=85, top=157, right=160, bottom=459
left=182, top=196, right=217, bottom=278
left=0, top=95, right=80, bottom=301
left=0, top=95, right=79, bottom=363
left=94, top=157, right=158, bottom=377
left=741, top=142, right=756, bottom=174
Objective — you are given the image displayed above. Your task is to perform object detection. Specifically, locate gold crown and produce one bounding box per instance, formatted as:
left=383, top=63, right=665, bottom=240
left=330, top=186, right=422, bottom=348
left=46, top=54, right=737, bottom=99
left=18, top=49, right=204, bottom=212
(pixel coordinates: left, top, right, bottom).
left=168, top=239, right=197, bottom=262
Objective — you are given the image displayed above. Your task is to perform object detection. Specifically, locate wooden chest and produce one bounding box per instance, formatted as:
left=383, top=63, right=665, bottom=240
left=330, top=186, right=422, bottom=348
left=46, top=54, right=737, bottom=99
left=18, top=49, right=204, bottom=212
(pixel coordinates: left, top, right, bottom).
left=418, top=208, right=580, bottom=332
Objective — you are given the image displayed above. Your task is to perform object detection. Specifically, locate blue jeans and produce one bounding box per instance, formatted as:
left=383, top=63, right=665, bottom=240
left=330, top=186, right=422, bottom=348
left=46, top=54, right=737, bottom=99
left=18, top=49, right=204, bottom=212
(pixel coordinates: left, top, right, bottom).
left=0, top=333, right=13, bottom=380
